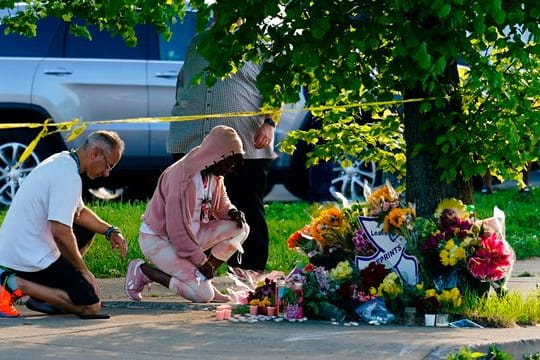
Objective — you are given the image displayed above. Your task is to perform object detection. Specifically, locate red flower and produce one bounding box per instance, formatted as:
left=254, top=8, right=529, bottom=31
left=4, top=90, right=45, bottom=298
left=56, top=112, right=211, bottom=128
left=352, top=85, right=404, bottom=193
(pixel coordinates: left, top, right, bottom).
left=467, top=233, right=513, bottom=281
left=359, top=262, right=391, bottom=293
left=304, top=263, right=315, bottom=272
left=287, top=231, right=303, bottom=249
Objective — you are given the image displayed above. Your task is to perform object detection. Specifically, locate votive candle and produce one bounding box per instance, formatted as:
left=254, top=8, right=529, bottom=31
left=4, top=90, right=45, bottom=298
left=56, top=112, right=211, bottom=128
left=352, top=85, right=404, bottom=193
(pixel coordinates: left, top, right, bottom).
left=266, top=306, right=276, bottom=316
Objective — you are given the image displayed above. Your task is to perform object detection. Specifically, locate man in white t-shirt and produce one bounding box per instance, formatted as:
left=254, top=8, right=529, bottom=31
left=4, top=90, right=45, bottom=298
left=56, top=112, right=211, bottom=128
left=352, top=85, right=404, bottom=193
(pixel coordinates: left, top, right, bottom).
left=0, top=130, right=128, bottom=318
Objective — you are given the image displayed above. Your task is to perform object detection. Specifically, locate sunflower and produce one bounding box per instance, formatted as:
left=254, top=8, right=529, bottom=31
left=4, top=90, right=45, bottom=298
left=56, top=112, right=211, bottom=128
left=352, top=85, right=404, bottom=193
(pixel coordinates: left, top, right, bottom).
left=384, top=207, right=416, bottom=233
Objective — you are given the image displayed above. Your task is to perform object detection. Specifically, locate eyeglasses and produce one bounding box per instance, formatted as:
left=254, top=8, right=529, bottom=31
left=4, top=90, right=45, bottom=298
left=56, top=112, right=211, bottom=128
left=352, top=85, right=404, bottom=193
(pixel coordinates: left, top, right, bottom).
left=100, top=151, right=115, bottom=172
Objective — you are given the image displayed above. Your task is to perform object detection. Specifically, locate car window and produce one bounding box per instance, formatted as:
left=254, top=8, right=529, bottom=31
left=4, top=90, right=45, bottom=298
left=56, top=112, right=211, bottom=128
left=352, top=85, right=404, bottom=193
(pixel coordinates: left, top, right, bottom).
left=64, top=24, right=148, bottom=60
left=158, top=11, right=197, bottom=61
left=0, top=17, right=64, bottom=57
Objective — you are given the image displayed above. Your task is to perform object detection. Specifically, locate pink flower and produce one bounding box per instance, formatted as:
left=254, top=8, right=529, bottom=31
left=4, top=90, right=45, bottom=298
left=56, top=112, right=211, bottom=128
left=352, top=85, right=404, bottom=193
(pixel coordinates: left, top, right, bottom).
left=467, top=233, right=514, bottom=281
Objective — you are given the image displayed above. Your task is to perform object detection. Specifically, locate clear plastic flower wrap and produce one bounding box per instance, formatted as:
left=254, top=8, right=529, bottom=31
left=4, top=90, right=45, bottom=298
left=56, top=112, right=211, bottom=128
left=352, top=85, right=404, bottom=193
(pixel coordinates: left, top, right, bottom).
left=355, top=297, right=396, bottom=325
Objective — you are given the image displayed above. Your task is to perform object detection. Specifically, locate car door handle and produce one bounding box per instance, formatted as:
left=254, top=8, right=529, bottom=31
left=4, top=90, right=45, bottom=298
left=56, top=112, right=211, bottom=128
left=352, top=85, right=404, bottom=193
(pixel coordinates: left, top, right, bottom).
left=154, top=71, right=178, bottom=79
left=42, top=68, right=73, bottom=76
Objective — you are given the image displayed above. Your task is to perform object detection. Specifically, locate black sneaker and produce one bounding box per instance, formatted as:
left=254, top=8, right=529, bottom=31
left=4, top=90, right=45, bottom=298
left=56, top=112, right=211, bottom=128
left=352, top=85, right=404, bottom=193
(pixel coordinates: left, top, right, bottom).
left=26, top=297, right=66, bottom=315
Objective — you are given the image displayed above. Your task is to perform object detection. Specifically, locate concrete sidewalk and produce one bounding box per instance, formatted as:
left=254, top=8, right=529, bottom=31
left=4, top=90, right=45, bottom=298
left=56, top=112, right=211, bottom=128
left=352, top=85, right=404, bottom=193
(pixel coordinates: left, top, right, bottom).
left=1, top=259, right=539, bottom=360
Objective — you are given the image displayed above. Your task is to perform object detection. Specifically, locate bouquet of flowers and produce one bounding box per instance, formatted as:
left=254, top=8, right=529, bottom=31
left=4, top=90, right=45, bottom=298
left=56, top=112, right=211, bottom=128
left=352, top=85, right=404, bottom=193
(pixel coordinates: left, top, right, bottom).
left=415, top=199, right=515, bottom=296
left=290, top=204, right=364, bottom=269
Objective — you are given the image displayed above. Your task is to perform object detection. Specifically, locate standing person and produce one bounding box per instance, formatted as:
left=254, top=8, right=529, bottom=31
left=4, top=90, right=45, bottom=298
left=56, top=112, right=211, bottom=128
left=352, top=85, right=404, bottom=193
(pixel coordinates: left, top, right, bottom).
left=125, top=125, right=249, bottom=303
left=481, top=163, right=532, bottom=194
left=167, top=30, right=276, bottom=274
left=0, top=130, right=128, bottom=318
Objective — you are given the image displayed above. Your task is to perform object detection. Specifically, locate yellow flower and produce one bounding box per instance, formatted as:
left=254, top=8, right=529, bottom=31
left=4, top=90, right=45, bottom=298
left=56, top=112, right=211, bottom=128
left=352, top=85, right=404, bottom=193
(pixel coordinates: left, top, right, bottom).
left=440, top=239, right=466, bottom=266
left=330, top=260, right=353, bottom=281
left=438, top=288, right=462, bottom=312
left=250, top=297, right=273, bottom=307
left=434, top=198, right=469, bottom=220
left=310, top=207, right=347, bottom=245
left=377, top=272, right=403, bottom=298
left=383, top=207, right=415, bottom=233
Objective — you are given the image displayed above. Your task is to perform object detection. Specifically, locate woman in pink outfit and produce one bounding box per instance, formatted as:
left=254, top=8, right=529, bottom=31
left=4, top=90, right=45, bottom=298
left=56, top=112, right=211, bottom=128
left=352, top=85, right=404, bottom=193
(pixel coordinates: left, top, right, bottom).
left=125, top=125, right=249, bottom=303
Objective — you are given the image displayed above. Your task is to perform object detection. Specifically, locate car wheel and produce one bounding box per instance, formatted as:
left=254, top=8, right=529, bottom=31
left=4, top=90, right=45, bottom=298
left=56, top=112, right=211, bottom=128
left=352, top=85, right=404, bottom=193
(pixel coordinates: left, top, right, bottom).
left=0, top=140, right=42, bottom=207
left=329, top=159, right=382, bottom=202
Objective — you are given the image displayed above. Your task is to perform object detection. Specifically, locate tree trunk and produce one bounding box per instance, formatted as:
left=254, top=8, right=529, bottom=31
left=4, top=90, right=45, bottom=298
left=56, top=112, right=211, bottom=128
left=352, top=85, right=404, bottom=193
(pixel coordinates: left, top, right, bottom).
left=403, top=62, right=472, bottom=217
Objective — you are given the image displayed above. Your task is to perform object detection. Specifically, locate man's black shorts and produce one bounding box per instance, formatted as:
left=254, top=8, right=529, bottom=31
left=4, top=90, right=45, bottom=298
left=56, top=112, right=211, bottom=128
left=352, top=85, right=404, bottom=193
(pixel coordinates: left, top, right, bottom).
left=14, top=257, right=99, bottom=306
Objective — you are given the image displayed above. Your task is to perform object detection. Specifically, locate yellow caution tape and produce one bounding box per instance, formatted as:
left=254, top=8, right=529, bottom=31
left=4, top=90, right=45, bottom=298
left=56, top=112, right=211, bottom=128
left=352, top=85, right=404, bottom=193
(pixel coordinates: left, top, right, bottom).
left=3, top=97, right=431, bottom=165
left=17, top=120, right=50, bottom=164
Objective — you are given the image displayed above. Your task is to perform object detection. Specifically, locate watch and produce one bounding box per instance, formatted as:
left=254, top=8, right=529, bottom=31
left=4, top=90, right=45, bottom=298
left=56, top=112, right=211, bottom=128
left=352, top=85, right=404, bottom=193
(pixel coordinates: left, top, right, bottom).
left=264, top=118, right=276, bottom=127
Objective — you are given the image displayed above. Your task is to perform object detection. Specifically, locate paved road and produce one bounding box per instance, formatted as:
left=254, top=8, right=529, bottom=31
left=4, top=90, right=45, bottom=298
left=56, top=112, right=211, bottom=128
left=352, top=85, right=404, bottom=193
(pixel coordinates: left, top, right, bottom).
left=1, top=308, right=540, bottom=360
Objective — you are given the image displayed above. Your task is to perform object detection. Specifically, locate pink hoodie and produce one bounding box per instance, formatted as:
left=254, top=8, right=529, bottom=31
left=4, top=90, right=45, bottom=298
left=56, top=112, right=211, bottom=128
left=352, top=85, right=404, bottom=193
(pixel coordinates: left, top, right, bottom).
left=142, top=125, right=245, bottom=266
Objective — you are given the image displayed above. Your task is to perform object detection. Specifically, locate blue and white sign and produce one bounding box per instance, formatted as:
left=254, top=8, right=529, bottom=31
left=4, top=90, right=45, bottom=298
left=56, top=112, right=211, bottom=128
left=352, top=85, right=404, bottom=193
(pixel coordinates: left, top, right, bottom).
left=354, top=216, right=419, bottom=286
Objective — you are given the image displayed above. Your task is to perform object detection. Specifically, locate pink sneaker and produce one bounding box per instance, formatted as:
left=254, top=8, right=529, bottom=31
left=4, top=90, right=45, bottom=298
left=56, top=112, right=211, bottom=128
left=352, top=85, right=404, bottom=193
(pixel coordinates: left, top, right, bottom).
left=125, top=259, right=151, bottom=301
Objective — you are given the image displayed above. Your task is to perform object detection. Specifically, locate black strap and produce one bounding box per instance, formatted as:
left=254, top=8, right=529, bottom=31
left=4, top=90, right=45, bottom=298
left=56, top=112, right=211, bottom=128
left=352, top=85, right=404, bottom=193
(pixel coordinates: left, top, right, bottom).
left=69, top=150, right=81, bottom=173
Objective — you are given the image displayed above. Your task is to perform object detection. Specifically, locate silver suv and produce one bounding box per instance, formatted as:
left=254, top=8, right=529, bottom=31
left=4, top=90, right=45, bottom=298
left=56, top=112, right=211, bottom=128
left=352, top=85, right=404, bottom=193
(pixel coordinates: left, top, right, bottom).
left=0, top=9, right=380, bottom=206
left=0, top=10, right=201, bottom=206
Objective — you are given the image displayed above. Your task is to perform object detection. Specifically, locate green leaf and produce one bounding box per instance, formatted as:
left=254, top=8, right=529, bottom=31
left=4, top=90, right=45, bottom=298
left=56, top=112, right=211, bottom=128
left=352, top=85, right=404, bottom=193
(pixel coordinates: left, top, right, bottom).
left=411, top=42, right=431, bottom=70
left=432, top=57, right=447, bottom=75
left=438, top=4, right=451, bottom=18
left=473, top=14, right=486, bottom=34
left=311, top=17, right=330, bottom=40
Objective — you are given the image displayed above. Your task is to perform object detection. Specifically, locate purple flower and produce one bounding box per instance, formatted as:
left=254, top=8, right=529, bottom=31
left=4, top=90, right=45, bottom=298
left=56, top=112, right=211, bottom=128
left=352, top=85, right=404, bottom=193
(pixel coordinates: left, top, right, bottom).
left=313, top=266, right=330, bottom=292
left=285, top=304, right=303, bottom=319
left=352, top=228, right=377, bottom=255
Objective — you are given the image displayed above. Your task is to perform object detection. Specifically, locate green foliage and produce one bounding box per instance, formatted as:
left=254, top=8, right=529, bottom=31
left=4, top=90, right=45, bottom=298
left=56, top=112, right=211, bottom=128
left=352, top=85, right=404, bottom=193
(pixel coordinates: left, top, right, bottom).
left=0, top=0, right=189, bottom=46
left=446, top=346, right=492, bottom=360
left=447, top=345, right=513, bottom=360
left=483, top=345, right=513, bottom=360
left=264, top=202, right=311, bottom=272
left=193, top=0, right=539, bottom=213
left=2, top=0, right=539, bottom=215
left=460, top=288, right=540, bottom=328
left=82, top=200, right=147, bottom=277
